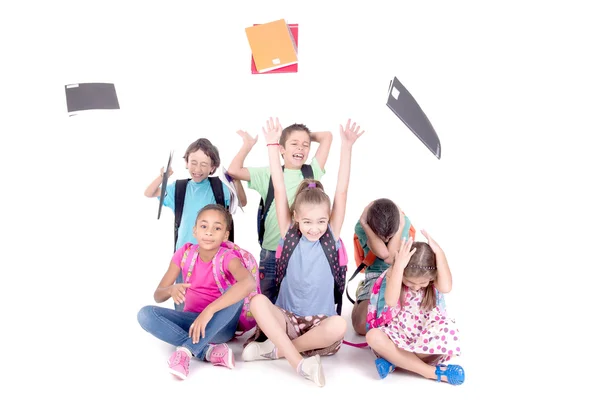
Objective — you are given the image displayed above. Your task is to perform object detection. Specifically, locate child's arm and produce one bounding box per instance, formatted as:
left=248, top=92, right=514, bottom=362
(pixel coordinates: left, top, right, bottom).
left=189, top=257, right=256, bottom=343
left=329, top=119, right=364, bottom=240
left=382, top=212, right=407, bottom=264
left=144, top=167, right=172, bottom=198
left=233, top=179, right=248, bottom=207
left=264, top=118, right=291, bottom=237
left=310, top=130, right=333, bottom=171
left=422, top=229, right=453, bottom=293
left=384, top=237, right=416, bottom=307
left=153, top=261, right=191, bottom=305
left=227, top=130, right=259, bottom=182
left=359, top=202, right=390, bottom=259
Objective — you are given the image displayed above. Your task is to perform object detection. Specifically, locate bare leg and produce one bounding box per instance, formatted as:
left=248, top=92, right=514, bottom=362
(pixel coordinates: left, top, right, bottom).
left=248, top=294, right=303, bottom=369
left=292, top=316, right=346, bottom=353
left=351, top=301, right=368, bottom=336
left=366, top=328, right=448, bottom=382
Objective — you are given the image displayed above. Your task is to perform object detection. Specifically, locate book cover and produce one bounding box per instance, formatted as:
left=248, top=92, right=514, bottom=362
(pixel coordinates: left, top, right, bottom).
left=251, top=24, right=298, bottom=74
left=65, top=82, right=120, bottom=114
left=245, top=19, right=298, bottom=73
left=386, top=77, right=442, bottom=159
left=217, top=167, right=242, bottom=215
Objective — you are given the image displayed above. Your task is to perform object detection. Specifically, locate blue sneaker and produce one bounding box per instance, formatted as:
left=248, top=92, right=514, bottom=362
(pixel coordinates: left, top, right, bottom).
left=375, top=357, right=396, bottom=379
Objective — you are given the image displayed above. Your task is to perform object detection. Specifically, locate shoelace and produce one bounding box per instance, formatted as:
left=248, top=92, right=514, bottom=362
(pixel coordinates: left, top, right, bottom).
left=172, top=351, right=189, bottom=371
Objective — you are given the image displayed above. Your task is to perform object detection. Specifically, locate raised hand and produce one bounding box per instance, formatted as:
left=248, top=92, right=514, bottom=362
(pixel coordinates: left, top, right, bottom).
left=169, top=283, right=191, bottom=305
left=339, top=119, right=365, bottom=145
left=160, top=166, right=173, bottom=178
left=262, top=117, right=282, bottom=145
left=421, top=229, right=443, bottom=254
left=393, top=236, right=417, bottom=271
left=236, top=129, right=259, bottom=149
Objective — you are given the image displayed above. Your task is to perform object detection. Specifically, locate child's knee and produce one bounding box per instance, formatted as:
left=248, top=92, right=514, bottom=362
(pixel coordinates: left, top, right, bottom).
left=351, top=302, right=368, bottom=334
left=249, top=293, right=269, bottom=313
left=326, top=316, right=347, bottom=340
left=137, top=305, right=154, bottom=329
left=366, top=328, right=386, bottom=348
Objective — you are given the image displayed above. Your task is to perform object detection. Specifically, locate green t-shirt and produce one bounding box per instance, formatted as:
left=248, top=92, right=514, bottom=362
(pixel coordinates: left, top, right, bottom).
left=354, top=214, right=413, bottom=274
left=248, top=158, right=325, bottom=251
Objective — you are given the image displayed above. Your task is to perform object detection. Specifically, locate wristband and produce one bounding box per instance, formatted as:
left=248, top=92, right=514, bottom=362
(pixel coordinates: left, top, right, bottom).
left=267, top=143, right=280, bottom=146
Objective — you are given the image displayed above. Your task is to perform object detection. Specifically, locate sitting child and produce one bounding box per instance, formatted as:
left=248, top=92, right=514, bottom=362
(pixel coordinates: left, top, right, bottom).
left=365, top=231, right=465, bottom=385
left=241, top=118, right=364, bottom=387
left=137, top=204, right=257, bottom=380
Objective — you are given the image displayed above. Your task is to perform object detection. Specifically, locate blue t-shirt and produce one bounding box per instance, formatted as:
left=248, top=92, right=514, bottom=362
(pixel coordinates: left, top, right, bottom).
left=275, top=235, right=339, bottom=317
left=161, top=179, right=230, bottom=250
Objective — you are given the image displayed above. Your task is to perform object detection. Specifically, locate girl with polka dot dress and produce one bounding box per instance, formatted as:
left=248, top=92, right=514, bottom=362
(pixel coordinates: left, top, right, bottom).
left=365, top=231, right=465, bottom=385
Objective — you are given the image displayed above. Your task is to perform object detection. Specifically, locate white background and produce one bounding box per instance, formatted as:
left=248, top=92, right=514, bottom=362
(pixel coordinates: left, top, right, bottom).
left=1, top=0, right=598, bottom=398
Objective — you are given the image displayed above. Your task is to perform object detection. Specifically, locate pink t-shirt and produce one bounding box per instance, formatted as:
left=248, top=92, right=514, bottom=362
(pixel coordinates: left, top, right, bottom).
left=172, top=243, right=238, bottom=313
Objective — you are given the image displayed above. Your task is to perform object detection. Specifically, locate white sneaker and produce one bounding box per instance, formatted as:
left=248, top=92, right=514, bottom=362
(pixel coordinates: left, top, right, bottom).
left=298, top=355, right=325, bottom=387
left=242, top=339, right=279, bottom=361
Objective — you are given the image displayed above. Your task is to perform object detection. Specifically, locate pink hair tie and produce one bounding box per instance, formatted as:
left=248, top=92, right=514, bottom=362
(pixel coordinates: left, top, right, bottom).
left=308, top=183, right=317, bottom=188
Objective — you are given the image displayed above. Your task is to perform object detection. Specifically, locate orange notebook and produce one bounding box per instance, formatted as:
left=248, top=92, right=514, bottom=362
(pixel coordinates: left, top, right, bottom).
left=245, top=19, right=298, bottom=73
left=251, top=24, right=298, bottom=74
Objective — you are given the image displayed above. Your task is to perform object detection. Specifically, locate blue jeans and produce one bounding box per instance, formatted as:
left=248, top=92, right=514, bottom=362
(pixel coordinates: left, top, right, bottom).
left=259, top=248, right=277, bottom=304
left=137, top=300, right=243, bottom=360
left=174, top=271, right=184, bottom=311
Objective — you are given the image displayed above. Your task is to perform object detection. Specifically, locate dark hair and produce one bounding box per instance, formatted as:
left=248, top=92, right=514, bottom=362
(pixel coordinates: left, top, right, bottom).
left=183, top=138, right=220, bottom=171
left=400, top=242, right=438, bottom=311
left=290, top=179, right=330, bottom=217
left=195, top=204, right=233, bottom=233
left=279, top=123, right=311, bottom=147
left=366, top=199, right=400, bottom=240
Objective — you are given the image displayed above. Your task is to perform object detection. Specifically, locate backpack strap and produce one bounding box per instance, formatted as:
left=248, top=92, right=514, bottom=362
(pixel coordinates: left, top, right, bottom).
left=300, top=163, right=314, bottom=179
left=208, top=177, right=234, bottom=242
left=258, top=165, right=284, bottom=245
left=274, top=225, right=301, bottom=299
left=174, top=179, right=190, bottom=252
left=258, top=164, right=312, bottom=246
left=346, top=250, right=377, bottom=304
left=318, top=227, right=346, bottom=316
left=208, top=176, right=225, bottom=206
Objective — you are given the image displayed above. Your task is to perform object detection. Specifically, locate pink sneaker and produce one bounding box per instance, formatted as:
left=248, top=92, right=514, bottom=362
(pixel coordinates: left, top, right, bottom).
left=208, top=343, right=235, bottom=369
left=167, top=349, right=190, bottom=379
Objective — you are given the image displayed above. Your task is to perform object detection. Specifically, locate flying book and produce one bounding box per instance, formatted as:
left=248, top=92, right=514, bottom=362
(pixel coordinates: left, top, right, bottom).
left=251, top=23, right=299, bottom=74
left=65, top=82, right=120, bottom=115
left=245, top=19, right=298, bottom=73
left=157, top=151, right=173, bottom=219
left=386, top=77, right=441, bottom=159
left=216, top=167, right=243, bottom=215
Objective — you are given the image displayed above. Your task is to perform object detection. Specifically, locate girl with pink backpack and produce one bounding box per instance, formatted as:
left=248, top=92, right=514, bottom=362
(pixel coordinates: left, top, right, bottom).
left=137, top=204, right=261, bottom=380
left=365, top=231, right=465, bottom=385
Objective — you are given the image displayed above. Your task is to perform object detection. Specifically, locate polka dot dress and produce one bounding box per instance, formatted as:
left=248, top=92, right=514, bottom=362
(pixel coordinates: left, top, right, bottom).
left=378, top=287, right=461, bottom=365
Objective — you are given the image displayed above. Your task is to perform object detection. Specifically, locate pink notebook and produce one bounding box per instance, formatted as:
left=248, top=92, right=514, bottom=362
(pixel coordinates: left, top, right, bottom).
left=251, top=23, right=298, bottom=74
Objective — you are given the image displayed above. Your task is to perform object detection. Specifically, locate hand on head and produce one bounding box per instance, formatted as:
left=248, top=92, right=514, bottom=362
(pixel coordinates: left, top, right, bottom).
left=421, top=229, right=442, bottom=254
left=394, top=236, right=417, bottom=271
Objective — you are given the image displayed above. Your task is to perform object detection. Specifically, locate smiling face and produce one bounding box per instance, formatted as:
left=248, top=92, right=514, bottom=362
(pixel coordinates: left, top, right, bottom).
left=293, top=202, right=330, bottom=241
left=193, top=209, right=229, bottom=251
left=186, top=148, right=214, bottom=183
left=281, top=130, right=311, bottom=168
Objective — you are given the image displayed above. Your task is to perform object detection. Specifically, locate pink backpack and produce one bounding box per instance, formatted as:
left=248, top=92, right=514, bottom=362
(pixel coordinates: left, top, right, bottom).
left=365, top=269, right=446, bottom=331
left=180, top=241, right=261, bottom=335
